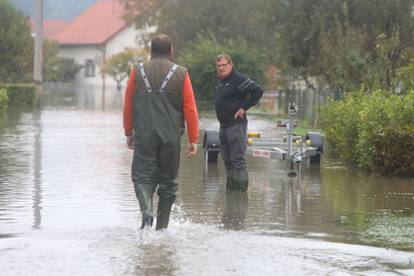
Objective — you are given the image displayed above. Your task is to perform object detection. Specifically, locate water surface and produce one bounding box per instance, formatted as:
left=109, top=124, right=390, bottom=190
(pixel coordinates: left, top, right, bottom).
left=0, top=86, right=413, bottom=275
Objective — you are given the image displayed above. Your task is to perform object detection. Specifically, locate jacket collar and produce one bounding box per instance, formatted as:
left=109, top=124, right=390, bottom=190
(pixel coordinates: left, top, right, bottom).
left=219, top=69, right=235, bottom=81
left=151, top=53, right=172, bottom=61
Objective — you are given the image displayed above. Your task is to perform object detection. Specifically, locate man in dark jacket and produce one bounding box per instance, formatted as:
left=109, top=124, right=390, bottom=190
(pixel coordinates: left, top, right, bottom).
left=123, top=34, right=199, bottom=230
left=215, top=53, right=263, bottom=192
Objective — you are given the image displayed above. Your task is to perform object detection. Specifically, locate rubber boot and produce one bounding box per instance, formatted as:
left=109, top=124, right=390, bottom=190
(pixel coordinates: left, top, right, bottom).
left=155, top=198, right=174, bottom=230
left=226, top=169, right=236, bottom=190
left=134, top=183, right=155, bottom=229
left=235, top=169, right=249, bottom=192
left=140, top=213, right=153, bottom=229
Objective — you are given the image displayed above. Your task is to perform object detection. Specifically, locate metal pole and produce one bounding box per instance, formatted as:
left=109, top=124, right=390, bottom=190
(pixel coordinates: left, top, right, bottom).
left=33, top=0, right=43, bottom=85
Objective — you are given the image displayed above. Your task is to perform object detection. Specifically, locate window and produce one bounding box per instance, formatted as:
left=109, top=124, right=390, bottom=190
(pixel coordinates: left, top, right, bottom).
left=84, top=59, right=95, bottom=77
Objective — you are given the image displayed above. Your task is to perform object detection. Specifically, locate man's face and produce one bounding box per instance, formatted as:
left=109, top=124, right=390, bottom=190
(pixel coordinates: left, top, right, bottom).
left=216, top=58, right=233, bottom=79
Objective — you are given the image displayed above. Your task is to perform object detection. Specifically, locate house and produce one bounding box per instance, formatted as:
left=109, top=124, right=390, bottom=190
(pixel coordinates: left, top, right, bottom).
left=48, top=0, right=149, bottom=87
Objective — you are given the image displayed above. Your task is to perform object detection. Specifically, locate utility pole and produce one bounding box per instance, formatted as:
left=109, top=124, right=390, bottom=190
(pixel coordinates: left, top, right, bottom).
left=33, top=0, right=43, bottom=85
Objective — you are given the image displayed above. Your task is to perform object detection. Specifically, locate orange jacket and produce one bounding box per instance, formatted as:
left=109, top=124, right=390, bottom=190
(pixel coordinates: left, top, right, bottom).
left=123, top=69, right=199, bottom=143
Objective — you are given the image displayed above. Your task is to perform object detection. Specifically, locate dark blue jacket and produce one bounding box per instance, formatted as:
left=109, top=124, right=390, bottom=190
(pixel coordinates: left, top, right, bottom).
left=215, top=70, right=263, bottom=126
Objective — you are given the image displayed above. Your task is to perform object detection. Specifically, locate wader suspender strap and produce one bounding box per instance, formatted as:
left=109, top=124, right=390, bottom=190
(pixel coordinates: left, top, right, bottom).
left=159, top=64, right=178, bottom=93
left=139, top=63, right=152, bottom=93
left=138, top=63, right=178, bottom=93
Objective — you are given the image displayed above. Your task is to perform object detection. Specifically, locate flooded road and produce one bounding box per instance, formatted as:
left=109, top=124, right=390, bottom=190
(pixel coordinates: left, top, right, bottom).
left=0, top=86, right=413, bottom=275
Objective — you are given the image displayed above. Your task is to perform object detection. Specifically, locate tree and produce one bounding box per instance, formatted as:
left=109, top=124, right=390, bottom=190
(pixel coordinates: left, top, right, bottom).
left=0, top=0, right=33, bottom=83
left=261, top=0, right=414, bottom=93
left=121, top=0, right=267, bottom=55
left=101, top=47, right=148, bottom=90
left=178, top=33, right=266, bottom=103
left=43, top=39, right=79, bottom=83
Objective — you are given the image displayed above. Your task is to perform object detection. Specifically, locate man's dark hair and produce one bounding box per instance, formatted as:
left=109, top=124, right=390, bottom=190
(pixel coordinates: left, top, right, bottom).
left=151, top=34, right=172, bottom=54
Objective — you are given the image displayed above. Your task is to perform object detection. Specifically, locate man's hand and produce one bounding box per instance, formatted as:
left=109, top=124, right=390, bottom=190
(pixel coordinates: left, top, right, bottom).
left=186, top=142, right=198, bottom=157
left=126, top=135, right=134, bottom=149
left=234, top=108, right=246, bottom=119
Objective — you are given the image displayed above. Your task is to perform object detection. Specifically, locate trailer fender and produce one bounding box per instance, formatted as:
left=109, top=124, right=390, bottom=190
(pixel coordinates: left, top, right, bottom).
left=203, top=129, right=220, bottom=163
left=305, top=131, right=323, bottom=164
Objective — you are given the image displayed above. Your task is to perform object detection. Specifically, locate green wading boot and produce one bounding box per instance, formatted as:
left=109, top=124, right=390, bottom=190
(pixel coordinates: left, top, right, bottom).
left=226, top=169, right=236, bottom=190
left=135, top=183, right=155, bottom=229
left=155, top=199, right=174, bottom=230
left=140, top=213, right=154, bottom=229
left=235, top=169, right=249, bottom=192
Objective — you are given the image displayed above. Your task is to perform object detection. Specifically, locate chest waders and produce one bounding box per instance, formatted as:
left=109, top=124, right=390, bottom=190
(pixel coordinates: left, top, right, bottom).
left=132, top=63, right=184, bottom=230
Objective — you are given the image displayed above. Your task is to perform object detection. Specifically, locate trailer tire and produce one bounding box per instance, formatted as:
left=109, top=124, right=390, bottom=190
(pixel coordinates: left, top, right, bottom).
left=203, top=129, right=220, bottom=163
left=305, top=131, right=323, bottom=164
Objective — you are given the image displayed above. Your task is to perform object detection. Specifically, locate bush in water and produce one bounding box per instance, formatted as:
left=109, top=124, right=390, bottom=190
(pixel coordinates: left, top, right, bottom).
left=0, top=84, right=38, bottom=106
left=319, top=90, right=414, bottom=176
left=0, top=88, right=8, bottom=108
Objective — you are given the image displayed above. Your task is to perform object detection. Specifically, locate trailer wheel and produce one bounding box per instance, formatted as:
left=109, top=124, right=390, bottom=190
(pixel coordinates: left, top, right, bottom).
left=204, top=147, right=219, bottom=163
left=305, top=131, right=323, bottom=164
left=203, top=129, right=220, bottom=163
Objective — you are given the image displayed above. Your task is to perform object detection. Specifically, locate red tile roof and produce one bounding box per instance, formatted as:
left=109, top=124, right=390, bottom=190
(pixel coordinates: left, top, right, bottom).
left=53, top=1, right=127, bottom=45
left=43, top=20, right=69, bottom=39
left=29, top=19, right=69, bottom=39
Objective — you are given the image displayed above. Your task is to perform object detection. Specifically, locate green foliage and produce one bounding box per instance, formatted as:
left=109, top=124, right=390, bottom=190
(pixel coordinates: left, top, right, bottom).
left=0, top=88, right=8, bottom=108
left=0, top=0, right=33, bottom=83
left=320, top=90, right=414, bottom=175
left=262, top=0, right=414, bottom=92
left=43, top=40, right=80, bottom=82
left=123, top=0, right=414, bottom=93
left=395, top=58, right=414, bottom=93
left=0, top=83, right=38, bottom=106
left=101, top=48, right=148, bottom=90
left=178, top=33, right=266, bottom=103
left=122, top=0, right=267, bottom=53
left=318, top=22, right=369, bottom=93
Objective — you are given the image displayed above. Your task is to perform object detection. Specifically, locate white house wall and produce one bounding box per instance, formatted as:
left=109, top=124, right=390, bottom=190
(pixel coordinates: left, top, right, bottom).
left=58, top=25, right=151, bottom=88
left=58, top=45, right=105, bottom=86
left=105, top=25, right=144, bottom=57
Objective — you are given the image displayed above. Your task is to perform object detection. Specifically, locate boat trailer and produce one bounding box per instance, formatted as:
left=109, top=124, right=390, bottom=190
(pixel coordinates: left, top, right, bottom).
left=203, top=103, right=323, bottom=177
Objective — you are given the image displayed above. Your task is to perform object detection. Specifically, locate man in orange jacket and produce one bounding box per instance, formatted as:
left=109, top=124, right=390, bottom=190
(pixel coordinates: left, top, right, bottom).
left=123, top=34, right=199, bottom=230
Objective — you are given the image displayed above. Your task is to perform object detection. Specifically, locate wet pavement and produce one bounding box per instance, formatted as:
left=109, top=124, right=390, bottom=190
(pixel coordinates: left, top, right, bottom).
left=0, top=86, right=413, bottom=275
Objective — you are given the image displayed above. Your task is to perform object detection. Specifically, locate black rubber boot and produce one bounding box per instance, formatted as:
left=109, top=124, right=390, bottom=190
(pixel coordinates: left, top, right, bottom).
left=134, top=182, right=155, bottom=229
left=155, top=199, right=174, bottom=230
left=226, top=169, right=236, bottom=190
left=140, top=213, right=154, bottom=229
left=234, top=169, right=249, bottom=192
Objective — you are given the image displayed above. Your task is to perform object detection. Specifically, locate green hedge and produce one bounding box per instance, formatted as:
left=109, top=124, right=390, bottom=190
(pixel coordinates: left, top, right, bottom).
left=0, top=88, right=8, bottom=108
left=319, top=90, right=414, bottom=176
left=0, top=84, right=38, bottom=106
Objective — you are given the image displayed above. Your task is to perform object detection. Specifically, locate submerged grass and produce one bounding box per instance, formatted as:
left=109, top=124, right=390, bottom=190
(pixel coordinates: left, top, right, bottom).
left=360, top=211, right=414, bottom=251
left=343, top=210, right=414, bottom=251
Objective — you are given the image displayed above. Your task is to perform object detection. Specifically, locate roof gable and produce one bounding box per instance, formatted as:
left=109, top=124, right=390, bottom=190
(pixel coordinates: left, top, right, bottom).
left=53, top=1, right=127, bottom=45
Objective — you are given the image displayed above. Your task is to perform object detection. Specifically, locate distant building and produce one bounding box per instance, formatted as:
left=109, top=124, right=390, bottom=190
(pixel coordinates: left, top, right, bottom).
left=45, top=0, right=150, bottom=87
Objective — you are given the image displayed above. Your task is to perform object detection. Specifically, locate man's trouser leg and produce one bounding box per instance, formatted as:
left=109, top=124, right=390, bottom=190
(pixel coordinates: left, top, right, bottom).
left=132, top=133, right=160, bottom=229
left=155, top=140, right=180, bottom=230
left=220, top=126, right=236, bottom=190
left=220, top=123, right=248, bottom=192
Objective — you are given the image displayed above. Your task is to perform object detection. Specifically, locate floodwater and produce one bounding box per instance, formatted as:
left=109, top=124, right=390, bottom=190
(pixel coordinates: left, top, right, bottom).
left=0, top=86, right=413, bottom=276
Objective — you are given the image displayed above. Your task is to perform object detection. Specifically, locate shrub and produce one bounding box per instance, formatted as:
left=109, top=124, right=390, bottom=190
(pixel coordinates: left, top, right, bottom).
left=0, top=88, right=8, bottom=108
left=319, top=90, right=414, bottom=175
left=178, top=33, right=266, bottom=104
left=0, top=84, right=38, bottom=106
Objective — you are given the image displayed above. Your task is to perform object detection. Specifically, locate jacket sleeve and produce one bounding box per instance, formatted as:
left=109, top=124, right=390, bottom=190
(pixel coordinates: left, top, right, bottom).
left=182, top=72, right=199, bottom=143
left=123, top=69, right=136, bottom=136
left=239, top=78, right=264, bottom=111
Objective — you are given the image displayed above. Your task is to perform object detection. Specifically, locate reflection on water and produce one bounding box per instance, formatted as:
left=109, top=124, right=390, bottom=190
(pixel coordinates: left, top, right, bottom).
left=0, top=85, right=413, bottom=275
left=222, top=191, right=248, bottom=231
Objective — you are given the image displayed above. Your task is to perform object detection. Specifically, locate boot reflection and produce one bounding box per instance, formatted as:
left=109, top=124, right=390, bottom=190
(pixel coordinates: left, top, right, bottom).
left=222, top=190, right=248, bottom=231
